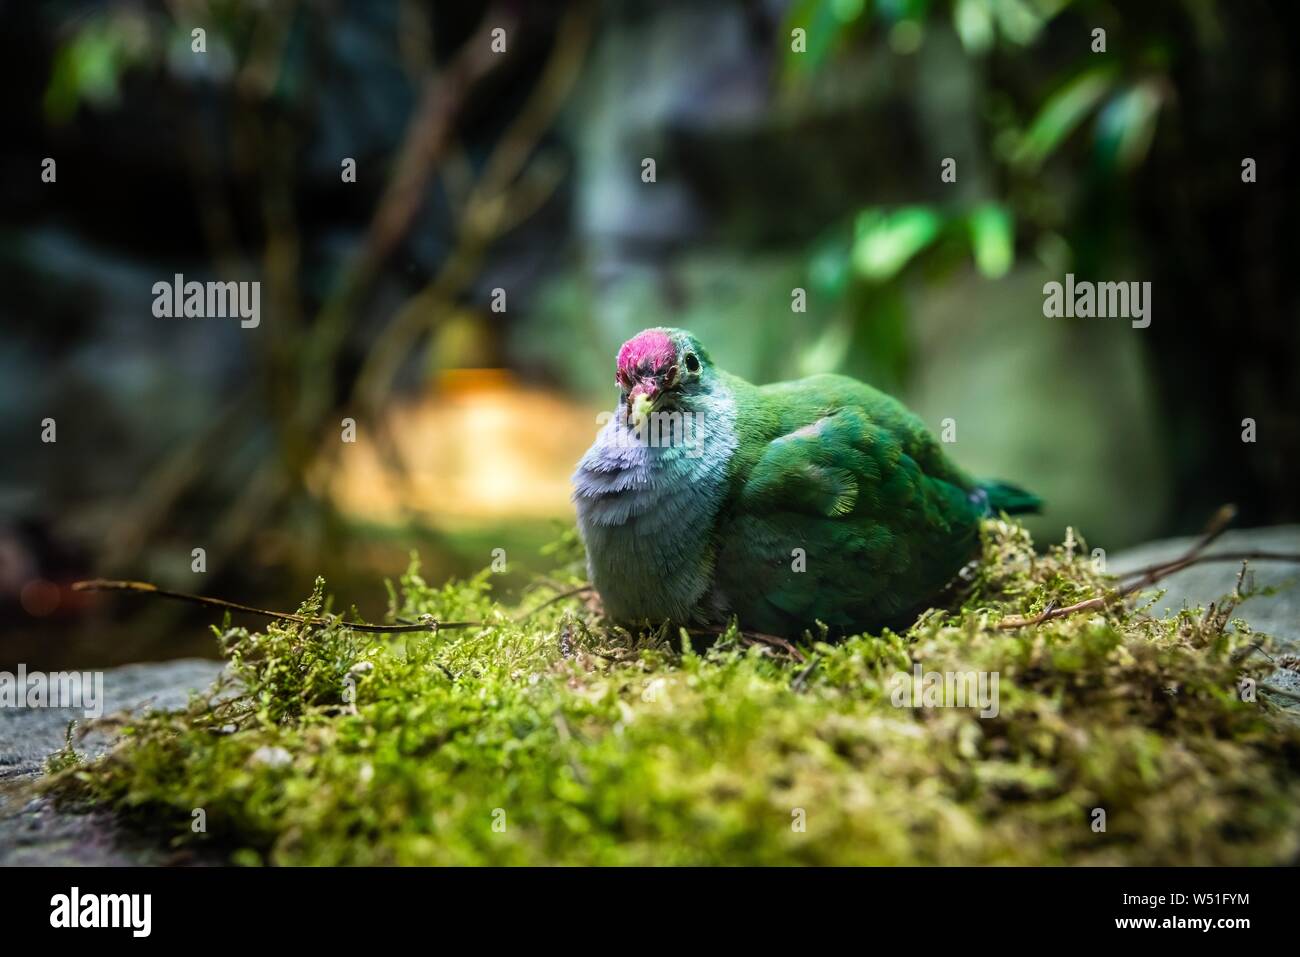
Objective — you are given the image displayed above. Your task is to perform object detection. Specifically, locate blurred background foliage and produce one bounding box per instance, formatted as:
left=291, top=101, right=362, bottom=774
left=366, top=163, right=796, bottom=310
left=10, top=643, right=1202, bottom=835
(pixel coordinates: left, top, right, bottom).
left=2, top=0, right=1297, bottom=667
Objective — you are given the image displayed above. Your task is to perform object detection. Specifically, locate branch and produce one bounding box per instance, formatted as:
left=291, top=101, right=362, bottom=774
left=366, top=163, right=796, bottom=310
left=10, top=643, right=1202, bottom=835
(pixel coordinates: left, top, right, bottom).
left=513, top=585, right=595, bottom=622
left=996, top=504, right=1266, bottom=630
left=1117, top=550, right=1300, bottom=581
left=73, top=578, right=596, bottom=636
left=71, top=579, right=479, bottom=634
left=1115, top=503, right=1237, bottom=589
left=689, top=625, right=807, bottom=662
left=309, top=6, right=518, bottom=369
left=348, top=0, right=595, bottom=415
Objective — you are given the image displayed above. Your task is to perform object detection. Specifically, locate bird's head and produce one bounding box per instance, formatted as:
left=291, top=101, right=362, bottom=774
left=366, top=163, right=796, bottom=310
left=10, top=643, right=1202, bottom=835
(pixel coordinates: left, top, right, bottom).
left=614, top=327, right=713, bottom=428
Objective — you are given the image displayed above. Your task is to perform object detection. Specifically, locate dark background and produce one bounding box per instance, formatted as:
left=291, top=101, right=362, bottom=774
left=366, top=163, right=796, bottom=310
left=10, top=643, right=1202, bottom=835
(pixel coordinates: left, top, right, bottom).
left=2, top=0, right=1297, bottom=668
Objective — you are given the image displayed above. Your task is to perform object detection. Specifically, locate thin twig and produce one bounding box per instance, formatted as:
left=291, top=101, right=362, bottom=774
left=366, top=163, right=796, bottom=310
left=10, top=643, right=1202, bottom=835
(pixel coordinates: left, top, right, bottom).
left=689, top=625, right=806, bottom=662
left=1117, top=550, right=1300, bottom=581
left=1121, top=503, right=1238, bottom=589
left=513, top=585, right=595, bottom=622
left=792, top=655, right=820, bottom=691
left=997, top=504, right=1249, bottom=630
left=71, top=579, right=479, bottom=634
left=75, top=576, right=595, bottom=638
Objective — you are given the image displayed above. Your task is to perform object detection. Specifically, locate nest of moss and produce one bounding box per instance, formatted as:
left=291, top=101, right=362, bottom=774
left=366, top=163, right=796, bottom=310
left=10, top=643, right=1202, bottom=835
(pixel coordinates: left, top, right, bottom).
left=44, top=521, right=1300, bottom=865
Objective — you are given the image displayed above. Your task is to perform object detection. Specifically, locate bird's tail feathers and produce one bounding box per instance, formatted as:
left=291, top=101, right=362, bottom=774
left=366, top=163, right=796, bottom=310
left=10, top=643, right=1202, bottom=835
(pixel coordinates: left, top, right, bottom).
left=977, top=480, right=1043, bottom=516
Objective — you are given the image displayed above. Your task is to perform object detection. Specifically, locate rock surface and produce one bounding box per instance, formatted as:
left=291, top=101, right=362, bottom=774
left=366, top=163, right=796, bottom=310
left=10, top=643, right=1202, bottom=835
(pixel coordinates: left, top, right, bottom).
left=1, top=526, right=1296, bottom=864
left=1109, top=525, right=1300, bottom=700
left=0, top=658, right=225, bottom=865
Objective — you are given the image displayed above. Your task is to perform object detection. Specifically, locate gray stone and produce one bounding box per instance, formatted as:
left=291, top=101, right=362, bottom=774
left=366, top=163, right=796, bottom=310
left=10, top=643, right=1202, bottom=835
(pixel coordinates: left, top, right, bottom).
left=0, top=658, right=225, bottom=865
left=1110, top=525, right=1300, bottom=701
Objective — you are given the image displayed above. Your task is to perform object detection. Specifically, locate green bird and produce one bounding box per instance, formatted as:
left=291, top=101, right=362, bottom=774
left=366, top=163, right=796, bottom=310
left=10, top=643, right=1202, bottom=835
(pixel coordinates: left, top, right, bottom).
left=572, top=328, right=1041, bottom=638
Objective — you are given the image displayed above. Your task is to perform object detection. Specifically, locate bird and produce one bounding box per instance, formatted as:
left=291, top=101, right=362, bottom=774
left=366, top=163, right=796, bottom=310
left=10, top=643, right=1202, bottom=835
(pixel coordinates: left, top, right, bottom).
left=572, top=327, right=1042, bottom=639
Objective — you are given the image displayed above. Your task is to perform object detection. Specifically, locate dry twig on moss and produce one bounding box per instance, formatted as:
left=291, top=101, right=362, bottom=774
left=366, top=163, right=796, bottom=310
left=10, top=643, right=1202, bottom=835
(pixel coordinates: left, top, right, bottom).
left=997, top=504, right=1300, bottom=630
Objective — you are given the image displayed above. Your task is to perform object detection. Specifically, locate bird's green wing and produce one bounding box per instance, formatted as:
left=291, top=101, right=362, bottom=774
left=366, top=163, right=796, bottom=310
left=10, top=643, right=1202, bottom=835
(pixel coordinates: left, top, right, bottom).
left=713, top=379, right=985, bottom=637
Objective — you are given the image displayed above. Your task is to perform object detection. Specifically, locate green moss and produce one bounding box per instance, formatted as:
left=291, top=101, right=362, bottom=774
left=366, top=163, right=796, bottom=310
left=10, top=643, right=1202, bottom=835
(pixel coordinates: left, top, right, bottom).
left=44, top=521, right=1300, bottom=864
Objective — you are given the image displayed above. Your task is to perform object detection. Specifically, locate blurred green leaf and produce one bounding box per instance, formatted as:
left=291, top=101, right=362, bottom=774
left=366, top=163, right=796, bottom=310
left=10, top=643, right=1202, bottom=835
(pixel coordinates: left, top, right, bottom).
left=1015, top=66, right=1117, bottom=171
left=832, top=0, right=870, bottom=22
left=798, top=315, right=854, bottom=376
left=876, top=0, right=928, bottom=22
left=851, top=207, right=943, bottom=281
left=43, top=15, right=152, bottom=123
left=968, top=203, right=1015, bottom=278
left=809, top=230, right=854, bottom=299
left=851, top=283, right=911, bottom=391
left=783, top=0, right=860, bottom=73
left=991, top=0, right=1050, bottom=46
left=1095, top=80, right=1164, bottom=171
left=954, top=0, right=995, bottom=55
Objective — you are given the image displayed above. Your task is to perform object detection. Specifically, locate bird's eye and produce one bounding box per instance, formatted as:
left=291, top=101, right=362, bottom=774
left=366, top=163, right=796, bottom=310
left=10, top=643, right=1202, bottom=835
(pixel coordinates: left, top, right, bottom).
left=684, top=353, right=700, bottom=373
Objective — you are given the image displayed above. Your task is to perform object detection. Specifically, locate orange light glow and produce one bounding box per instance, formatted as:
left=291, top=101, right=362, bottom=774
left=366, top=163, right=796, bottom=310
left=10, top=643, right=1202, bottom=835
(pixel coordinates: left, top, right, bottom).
left=317, top=370, right=602, bottom=526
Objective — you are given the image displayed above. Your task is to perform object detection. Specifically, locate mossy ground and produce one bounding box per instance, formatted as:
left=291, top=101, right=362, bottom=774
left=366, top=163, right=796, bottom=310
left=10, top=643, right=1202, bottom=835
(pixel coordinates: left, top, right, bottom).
left=45, top=521, right=1300, bottom=865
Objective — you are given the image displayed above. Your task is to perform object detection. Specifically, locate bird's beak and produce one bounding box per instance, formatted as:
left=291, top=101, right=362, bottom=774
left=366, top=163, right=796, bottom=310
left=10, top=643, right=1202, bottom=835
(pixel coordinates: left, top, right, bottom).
left=626, top=379, right=661, bottom=428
